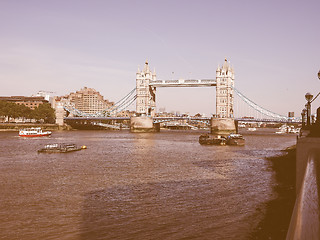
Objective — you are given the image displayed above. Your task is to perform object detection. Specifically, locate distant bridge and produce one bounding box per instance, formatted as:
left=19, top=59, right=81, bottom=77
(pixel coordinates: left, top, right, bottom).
left=61, top=59, right=300, bottom=125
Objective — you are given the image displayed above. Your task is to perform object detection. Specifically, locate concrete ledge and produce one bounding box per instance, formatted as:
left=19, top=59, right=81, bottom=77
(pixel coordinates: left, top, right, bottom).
left=130, top=116, right=159, bottom=133
left=0, top=123, right=60, bottom=131
left=287, top=147, right=320, bottom=240
left=210, top=118, right=236, bottom=135
left=296, top=137, right=320, bottom=193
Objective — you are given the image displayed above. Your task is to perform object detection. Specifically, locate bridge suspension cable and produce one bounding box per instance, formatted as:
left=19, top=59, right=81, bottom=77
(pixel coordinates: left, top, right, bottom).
left=233, top=88, right=288, bottom=120
left=102, top=94, right=137, bottom=116
left=100, top=88, right=136, bottom=116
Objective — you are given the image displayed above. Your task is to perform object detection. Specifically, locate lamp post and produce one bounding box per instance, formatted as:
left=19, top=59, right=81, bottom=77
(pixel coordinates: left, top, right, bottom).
left=301, top=108, right=307, bottom=128
left=317, top=70, right=320, bottom=124
left=305, top=92, right=313, bottom=127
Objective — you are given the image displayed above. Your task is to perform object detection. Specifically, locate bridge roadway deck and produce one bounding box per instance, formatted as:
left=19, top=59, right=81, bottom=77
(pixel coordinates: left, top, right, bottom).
left=64, top=116, right=211, bottom=121
left=64, top=117, right=299, bottom=123
left=149, top=79, right=216, bottom=87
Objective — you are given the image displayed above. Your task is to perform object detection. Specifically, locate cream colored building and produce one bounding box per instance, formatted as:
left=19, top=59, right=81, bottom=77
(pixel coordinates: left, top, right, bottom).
left=67, top=87, right=114, bottom=115
left=216, top=59, right=235, bottom=118
left=52, top=87, right=114, bottom=125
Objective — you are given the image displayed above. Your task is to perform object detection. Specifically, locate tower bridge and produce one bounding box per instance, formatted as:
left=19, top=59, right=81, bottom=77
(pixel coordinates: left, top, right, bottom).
left=135, top=59, right=234, bottom=120
left=132, top=58, right=235, bottom=133
left=62, top=59, right=295, bottom=133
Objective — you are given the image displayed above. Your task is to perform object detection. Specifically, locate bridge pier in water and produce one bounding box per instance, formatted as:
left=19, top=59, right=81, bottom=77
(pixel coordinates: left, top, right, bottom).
left=130, top=116, right=159, bottom=133
left=210, top=118, right=237, bottom=135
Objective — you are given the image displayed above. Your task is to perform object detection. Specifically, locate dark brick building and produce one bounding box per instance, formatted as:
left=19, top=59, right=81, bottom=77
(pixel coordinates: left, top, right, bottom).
left=0, top=96, right=49, bottom=110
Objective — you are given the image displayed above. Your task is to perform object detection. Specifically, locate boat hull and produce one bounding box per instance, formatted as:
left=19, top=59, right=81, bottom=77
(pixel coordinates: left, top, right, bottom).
left=19, top=127, right=52, bottom=137
left=226, top=134, right=245, bottom=146
left=199, top=134, right=226, bottom=145
left=19, top=133, right=51, bottom=137
left=37, top=143, right=86, bottom=153
left=38, top=148, right=82, bottom=153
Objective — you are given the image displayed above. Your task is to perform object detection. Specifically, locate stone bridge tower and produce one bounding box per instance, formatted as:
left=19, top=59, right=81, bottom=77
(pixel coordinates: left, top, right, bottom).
left=216, top=58, right=235, bottom=118
left=211, top=58, right=236, bottom=135
left=136, top=60, right=157, bottom=117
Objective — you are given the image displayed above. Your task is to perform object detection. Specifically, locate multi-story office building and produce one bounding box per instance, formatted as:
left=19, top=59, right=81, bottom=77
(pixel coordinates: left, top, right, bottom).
left=53, top=87, right=115, bottom=125
left=0, top=96, right=48, bottom=110
left=65, top=87, right=114, bottom=115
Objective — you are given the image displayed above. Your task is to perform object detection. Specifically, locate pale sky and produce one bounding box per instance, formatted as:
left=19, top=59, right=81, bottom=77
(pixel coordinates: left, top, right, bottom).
left=0, top=0, right=319, bottom=117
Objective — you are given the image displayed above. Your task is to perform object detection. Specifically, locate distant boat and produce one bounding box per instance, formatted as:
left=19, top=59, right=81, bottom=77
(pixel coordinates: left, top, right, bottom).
left=199, top=134, right=227, bottom=145
left=38, top=143, right=87, bottom=153
left=19, top=127, right=51, bottom=137
left=275, top=125, right=300, bottom=134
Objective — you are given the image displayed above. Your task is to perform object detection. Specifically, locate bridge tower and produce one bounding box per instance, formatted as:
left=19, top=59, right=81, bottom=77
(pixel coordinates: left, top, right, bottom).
left=136, top=60, right=157, bottom=117
left=216, top=58, right=234, bottom=118
left=131, top=60, right=158, bottom=132
left=211, top=58, right=236, bottom=135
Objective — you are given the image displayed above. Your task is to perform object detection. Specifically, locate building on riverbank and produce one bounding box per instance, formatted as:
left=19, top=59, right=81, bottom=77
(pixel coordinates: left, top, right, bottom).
left=0, top=96, right=48, bottom=110
left=65, top=87, right=114, bottom=115
left=52, top=87, right=115, bottom=125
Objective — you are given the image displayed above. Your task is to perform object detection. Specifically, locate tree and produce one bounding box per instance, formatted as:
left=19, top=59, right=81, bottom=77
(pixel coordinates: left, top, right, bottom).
left=0, top=101, right=18, bottom=121
left=0, top=101, right=55, bottom=123
left=33, top=103, right=56, bottom=123
left=17, top=104, right=32, bottom=121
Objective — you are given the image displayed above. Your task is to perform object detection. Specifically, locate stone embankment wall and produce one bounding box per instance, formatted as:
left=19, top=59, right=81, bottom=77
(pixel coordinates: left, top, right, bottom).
left=0, top=123, right=65, bottom=131
left=286, top=137, right=320, bottom=239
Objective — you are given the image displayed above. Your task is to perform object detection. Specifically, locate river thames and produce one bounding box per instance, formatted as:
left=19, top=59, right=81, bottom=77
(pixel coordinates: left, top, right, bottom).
left=0, top=129, right=296, bottom=240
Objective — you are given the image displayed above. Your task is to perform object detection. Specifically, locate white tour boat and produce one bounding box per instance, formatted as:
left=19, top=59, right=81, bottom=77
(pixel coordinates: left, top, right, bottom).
left=19, top=127, right=52, bottom=137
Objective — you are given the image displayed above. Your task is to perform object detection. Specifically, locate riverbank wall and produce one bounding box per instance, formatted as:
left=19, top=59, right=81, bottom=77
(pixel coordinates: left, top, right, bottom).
left=0, top=123, right=69, bottom=131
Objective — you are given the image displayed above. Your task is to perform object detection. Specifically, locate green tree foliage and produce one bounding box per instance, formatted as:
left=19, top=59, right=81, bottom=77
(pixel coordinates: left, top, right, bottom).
left=0, top=100, right=55, bottom=123
left=33, top=103, right=56, bottom=123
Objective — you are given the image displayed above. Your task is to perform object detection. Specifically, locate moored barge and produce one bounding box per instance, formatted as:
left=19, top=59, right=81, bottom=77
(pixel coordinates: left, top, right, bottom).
left=226, top=134, right=245, bottom=146
left=199, top=134, right=227, bottom=145
left=38, top=143, right=87, bottom=153
left=199, top=133, right=245, bottom=146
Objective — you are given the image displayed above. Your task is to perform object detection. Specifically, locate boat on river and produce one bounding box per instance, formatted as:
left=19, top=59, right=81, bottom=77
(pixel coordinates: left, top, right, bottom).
left=199, top=134, right=227, bottom=145
left=275, top=125, right=300, bottom=134
left=19, top=127, right=51, bottom=137
left=38, top=143, right=87, bottom=153
left=226, top=134, right=245, bottom=146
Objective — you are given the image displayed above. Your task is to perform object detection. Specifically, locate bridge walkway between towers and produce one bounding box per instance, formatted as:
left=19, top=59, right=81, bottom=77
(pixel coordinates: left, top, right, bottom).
left=149, top=79, right=217, bottom=87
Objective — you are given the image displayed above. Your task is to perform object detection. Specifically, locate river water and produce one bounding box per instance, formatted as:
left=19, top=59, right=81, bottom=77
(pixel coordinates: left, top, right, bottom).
left=0, top=129, right=296, bottom=240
